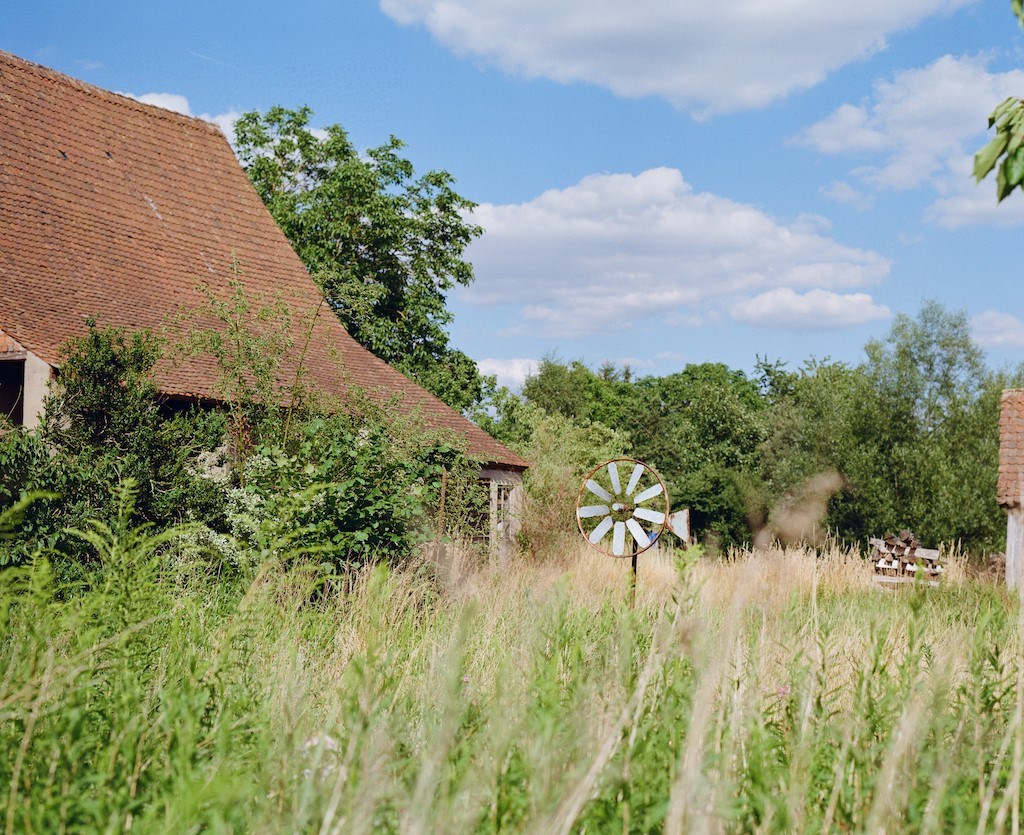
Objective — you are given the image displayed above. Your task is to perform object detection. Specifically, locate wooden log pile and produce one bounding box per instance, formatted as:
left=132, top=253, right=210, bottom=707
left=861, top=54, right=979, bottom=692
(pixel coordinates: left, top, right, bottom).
left=870, top=530, right=943, bottom=588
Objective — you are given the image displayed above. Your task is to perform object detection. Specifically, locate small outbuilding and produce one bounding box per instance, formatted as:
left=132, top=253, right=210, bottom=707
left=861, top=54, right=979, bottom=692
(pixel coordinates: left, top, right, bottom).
left=998, top=389, right=1024, bottom=589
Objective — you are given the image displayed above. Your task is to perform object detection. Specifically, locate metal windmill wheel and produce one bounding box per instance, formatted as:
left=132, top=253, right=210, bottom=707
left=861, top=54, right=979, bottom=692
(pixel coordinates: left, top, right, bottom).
left=576, top=458, right=671, bottom=558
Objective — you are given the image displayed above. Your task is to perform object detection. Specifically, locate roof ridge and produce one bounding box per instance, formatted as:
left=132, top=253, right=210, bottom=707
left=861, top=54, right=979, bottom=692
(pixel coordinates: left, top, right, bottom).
left=0, top=49, right=226, bottom=138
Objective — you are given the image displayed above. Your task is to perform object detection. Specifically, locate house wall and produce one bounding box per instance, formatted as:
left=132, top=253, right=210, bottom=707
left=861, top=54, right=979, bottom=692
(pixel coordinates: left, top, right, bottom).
left=22, top=351, right=50, bottom=429
left=1008, top=507, right=1024, bottom=594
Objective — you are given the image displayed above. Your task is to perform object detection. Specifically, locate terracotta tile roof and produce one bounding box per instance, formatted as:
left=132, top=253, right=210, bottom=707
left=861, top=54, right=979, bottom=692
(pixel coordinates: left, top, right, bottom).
left=0, top=51, right=526, bottom=469
left=999, top=389, right=1024, bottom=507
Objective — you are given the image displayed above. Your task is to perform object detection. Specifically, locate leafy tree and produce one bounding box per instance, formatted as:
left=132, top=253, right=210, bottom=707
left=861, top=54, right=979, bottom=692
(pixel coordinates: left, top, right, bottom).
left=760, top=359, right=887, bottom=541
left=521, top=357, right=632, bottom=428
left=860, top=302, right=1003, bottom=549
left=862, top=299, right=986, bottom=435
left=522, top=358, right=768, bottom=548
left=626, top=364, right=769, bottom=549
left=763, top=303, right=1007, bottom=552
left=234, top=106, right=486, bottom=411
left=483, top=307, right=1009, bottom=554
left=974, top=2, right=1024, bottom=200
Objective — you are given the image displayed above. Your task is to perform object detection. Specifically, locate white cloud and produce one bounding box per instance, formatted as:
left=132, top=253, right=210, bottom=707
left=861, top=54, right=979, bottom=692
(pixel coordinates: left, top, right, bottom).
left=972, top=310, right=1024, bottom=348
left=381, top=0, right=971, bottom=115
left=821, top=180, right=875, bottom=211
left=132, top=92, right=192, bottom=114
left=791, top=213, right=833, bottom=234
left=477, top=357, right=538, bottom=389
left=798, top=54, right=1024, bottom=224
left=801, top=104, right=890, bottom=154
left=731, top=289, right=891, bottom=330
left=465, top=168, right=890, bottom=337
left=121, top=91, right=241, bottom=144
left=925, top=152, right=1024, bottom=227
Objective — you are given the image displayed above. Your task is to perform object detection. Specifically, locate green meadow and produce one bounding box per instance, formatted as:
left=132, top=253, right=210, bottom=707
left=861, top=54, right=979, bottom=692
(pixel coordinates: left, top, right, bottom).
left=2, top=511, right=1020, bottom=833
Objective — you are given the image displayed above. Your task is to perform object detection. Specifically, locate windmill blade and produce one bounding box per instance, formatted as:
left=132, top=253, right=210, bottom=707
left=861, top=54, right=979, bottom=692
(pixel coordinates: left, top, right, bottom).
left=626, top=518, right=650, bottom=549
left=607, top=461, right=622, bottom=495
left=633, top=507, right=665, bottom=524
left=589, top=515, right=614, bottom=545
left=625, top=463, right=644, bottom=496
left=577, top=504, right=610, bottom=519
left=612, top=521, right=626, bottom=556
left=585, top=479, right=613, bottom=503
left=633, top=482, right=664, bottom=504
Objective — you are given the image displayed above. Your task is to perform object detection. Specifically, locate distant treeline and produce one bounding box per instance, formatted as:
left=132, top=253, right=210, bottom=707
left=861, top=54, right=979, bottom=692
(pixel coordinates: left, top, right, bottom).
left=478, top=301, right=1023, bottom=555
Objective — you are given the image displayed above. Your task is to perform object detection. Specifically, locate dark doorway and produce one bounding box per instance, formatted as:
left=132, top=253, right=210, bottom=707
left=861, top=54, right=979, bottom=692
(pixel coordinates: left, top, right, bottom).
left=0, top=361, right=25, bottom=425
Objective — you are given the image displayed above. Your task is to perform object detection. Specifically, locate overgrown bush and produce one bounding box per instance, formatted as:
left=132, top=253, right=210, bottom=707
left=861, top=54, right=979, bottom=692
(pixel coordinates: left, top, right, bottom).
left=0, top=313, right=479, bottom=576
left=181, top=400, right=481, bottom=576
left=171, top=278, right=485, bottom=572
left=0, top=323, right=225, bottom=569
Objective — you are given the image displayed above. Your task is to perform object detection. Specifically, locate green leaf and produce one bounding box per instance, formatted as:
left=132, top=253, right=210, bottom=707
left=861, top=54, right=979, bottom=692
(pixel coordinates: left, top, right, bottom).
left=974, top=132, right=1009, bottom=181
left=989, top=96, right=1021, bottom=128
left=1007, top=129, right=1023, bottom=157
left=1007, top=146, right=1024, bottom=189
left=997, top=157, right=1012, bottom=201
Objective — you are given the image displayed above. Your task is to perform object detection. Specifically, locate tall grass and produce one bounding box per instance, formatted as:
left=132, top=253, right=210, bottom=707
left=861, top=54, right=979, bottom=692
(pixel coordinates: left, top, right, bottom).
left=1, top=526, right=1021, bottom=833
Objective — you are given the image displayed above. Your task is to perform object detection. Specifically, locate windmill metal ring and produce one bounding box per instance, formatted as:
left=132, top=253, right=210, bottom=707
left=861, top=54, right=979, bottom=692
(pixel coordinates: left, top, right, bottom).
left=575, top=457, right=670, bottom=558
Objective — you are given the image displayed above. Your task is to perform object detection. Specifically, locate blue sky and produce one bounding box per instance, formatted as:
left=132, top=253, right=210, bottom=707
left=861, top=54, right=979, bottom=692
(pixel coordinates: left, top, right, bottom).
left=7, top=0, right=1024, bottom=388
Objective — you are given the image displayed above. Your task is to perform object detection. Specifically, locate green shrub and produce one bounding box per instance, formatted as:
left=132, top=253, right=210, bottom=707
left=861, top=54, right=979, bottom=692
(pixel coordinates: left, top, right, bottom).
left=0, top=322, right=225, bottom=568
left=180, top=397, right=481, bottom=576
left=1, top=310, right=486, bottom=576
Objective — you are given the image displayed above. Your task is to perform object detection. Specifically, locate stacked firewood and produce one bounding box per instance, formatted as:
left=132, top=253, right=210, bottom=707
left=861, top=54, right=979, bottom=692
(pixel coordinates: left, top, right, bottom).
left=870, top=530, right=943, bottom=587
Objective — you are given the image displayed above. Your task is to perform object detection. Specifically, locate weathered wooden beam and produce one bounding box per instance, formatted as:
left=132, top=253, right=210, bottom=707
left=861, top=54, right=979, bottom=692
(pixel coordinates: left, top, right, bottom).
left=873, top=575, right=941, bottom=589
left=1007, top=507, right=1024, bottom=592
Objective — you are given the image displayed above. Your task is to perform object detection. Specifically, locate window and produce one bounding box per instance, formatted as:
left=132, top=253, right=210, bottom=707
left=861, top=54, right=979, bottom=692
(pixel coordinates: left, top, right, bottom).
left=496, top=483, right=513, bottom=539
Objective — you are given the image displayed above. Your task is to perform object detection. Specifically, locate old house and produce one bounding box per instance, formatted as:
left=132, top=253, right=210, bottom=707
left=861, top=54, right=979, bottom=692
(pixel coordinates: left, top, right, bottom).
left=998, top=389, right=1024, bottom=589
left=0, top=50, right=525, bottom=553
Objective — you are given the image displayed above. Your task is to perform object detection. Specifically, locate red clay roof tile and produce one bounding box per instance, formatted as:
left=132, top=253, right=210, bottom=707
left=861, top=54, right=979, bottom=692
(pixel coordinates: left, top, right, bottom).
left=0, top=50, right=526, bottom=469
